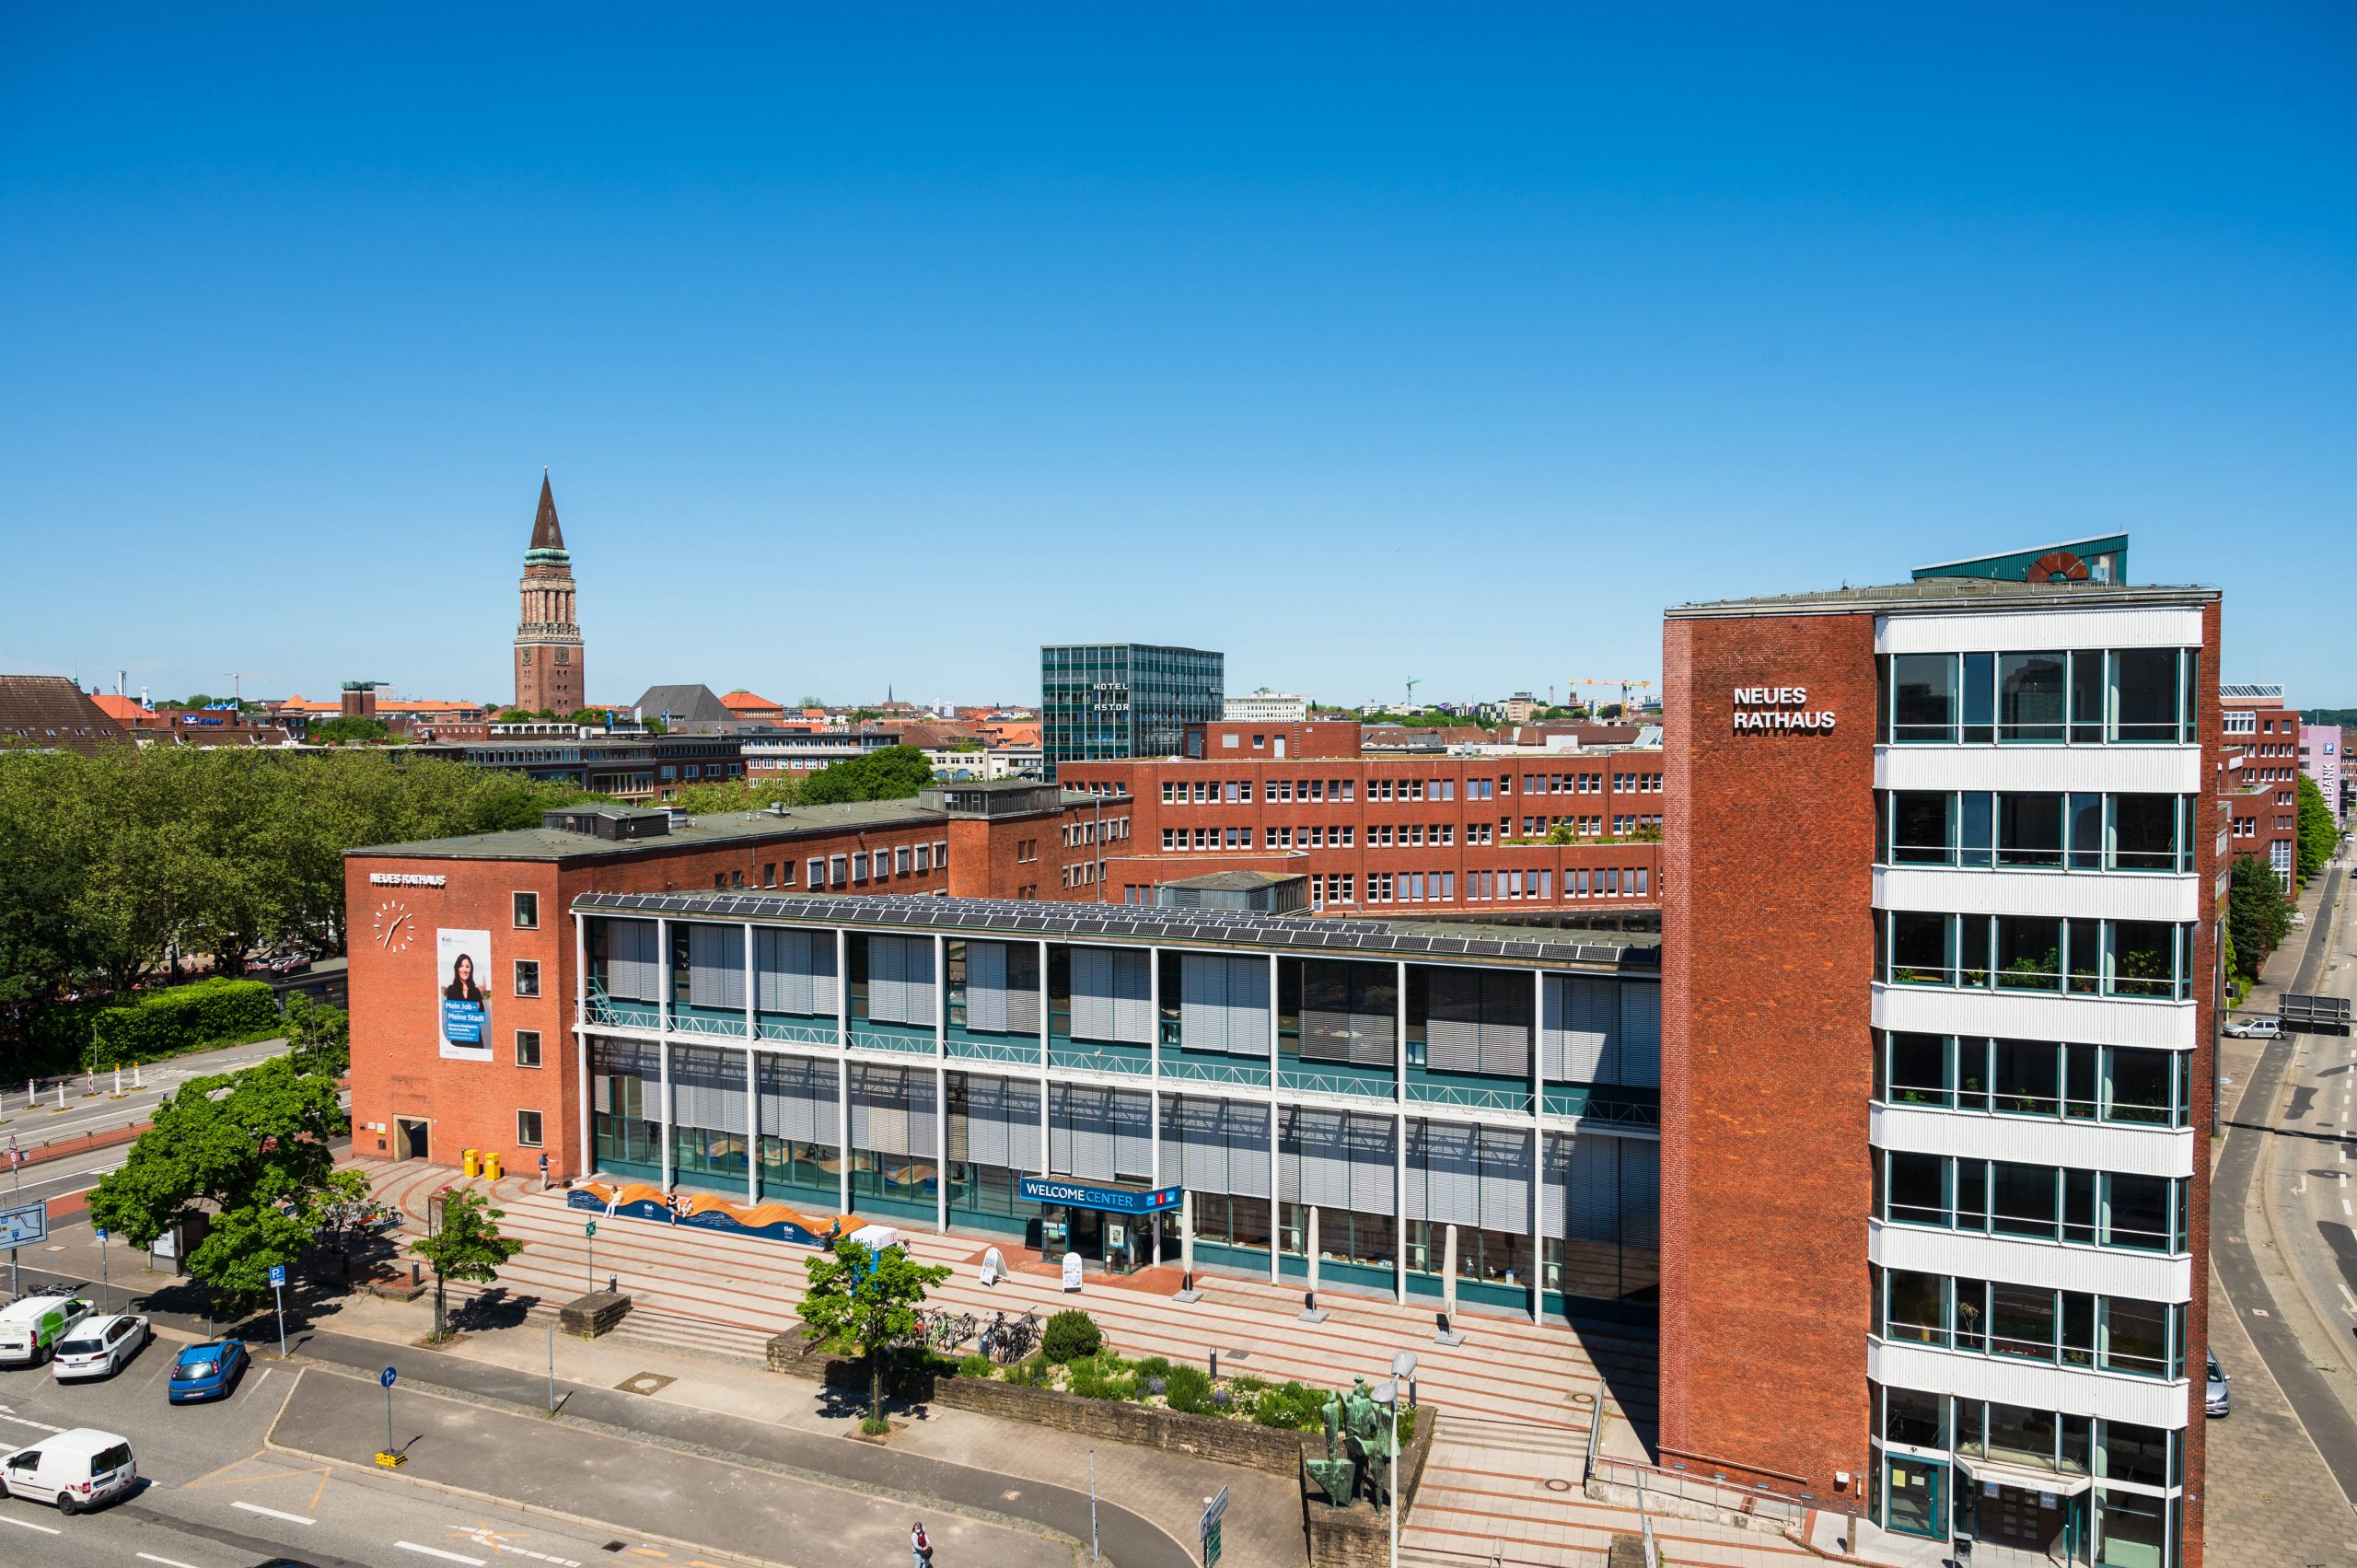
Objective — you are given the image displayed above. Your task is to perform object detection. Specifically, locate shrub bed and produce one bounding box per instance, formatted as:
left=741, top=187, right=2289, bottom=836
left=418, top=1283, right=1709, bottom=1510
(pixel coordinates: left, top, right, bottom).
left=87, top=979, right=281, bottom=1067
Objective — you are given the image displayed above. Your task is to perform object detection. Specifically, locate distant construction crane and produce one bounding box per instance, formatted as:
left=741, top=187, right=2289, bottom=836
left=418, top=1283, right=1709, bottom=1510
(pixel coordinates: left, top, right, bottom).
left=1404, top=678, right=1420, bottom=711
left=220, top=670, right=279, bottom=705
left=1572, top=676, right=1655, bottom=714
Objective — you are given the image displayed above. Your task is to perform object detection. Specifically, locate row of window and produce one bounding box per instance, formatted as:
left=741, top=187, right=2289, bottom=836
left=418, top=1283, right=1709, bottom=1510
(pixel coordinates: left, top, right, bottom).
left=1879, top=912, right=2193, bottom=1001
left=1884, top=648, right=2197, bottom=746
left=1061, top=818, right=1128, bottom=846
left=1306, top=866, right=1653, bottom=908
left=1879, top=792, right=2196, bottom=874
left=1877, top=1150, right=2188, bottom=1254
left=1876, top=1385, right=2181, bottom=1489
left=1875, top=1032, right=2191, bottom=1126
left=1874, top=1266, right=2185, bottom=1380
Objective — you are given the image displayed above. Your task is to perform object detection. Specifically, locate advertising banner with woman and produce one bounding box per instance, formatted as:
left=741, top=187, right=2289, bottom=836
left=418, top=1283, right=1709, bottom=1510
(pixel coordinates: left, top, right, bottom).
left=437, top=928, right=493, bottom=1062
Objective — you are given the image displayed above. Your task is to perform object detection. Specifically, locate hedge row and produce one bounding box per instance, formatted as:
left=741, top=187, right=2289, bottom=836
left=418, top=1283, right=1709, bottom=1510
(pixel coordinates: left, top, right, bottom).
left=88, top=979, right=280, bottom=1067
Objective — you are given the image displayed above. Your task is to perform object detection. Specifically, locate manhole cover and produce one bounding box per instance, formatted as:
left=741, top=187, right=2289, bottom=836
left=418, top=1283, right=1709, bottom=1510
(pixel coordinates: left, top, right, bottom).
left=1569, top=1391, right=1596, bottom=1407
left=615, top=1372, right=675, bottom=1396
left=1545, top=1480, right=1573, bottom=1493
left=1224, top=1348, right=1250, bottom=1361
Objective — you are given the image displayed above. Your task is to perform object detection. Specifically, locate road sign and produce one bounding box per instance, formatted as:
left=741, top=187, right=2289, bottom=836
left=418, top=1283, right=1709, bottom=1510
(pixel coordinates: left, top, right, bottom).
left=0, top=1202, right=46, bottom=1248
left=1203, top=1520, right=1222, bottom=1566
left=380, top=1365, right=398, bottom=1388
left=1200, top=1485, right=1228, bottom=1538
left=93, top=1226, right=107, bottom=1242
left=584, top=1220, right=598, bottom=1237
left=268, top=1264, right=287, bottom=1288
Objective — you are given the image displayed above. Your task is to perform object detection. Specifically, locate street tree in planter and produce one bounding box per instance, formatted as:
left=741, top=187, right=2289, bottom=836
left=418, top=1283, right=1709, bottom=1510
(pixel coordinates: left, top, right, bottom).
left=89, top=1055, right=369, bottom=1314
left=797, top=1236, right=951, bottom=1434
left=411, top=1190, right=524, bottom=1341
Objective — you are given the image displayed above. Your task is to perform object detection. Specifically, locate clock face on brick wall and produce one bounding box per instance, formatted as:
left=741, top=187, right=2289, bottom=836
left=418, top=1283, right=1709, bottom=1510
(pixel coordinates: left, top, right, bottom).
left=373, top=898, right=417, bottom=953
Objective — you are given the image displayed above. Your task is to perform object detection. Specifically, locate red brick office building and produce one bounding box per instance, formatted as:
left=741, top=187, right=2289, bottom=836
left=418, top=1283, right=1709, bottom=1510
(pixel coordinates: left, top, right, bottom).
left=344, top=783, right=1129, bottom=1176
left=1662, top=575, right=2217, bottom=1566
left=2215, top=684, right=2299, bottom=897
left=1061, top=721, right=1666, bottom=916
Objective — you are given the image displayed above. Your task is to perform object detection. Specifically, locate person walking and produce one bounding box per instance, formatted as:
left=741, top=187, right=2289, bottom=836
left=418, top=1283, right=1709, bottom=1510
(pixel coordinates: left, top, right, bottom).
left=910, top=1520, right=932, bottom=1565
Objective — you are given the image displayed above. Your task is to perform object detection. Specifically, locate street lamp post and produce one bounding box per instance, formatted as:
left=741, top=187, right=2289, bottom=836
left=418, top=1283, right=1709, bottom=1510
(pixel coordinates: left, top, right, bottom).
left=1383, top=1349, right=1418, bottom=1568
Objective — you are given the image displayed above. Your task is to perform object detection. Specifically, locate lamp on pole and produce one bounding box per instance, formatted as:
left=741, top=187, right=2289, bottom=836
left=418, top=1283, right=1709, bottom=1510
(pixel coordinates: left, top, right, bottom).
left=1383, top=1349, right=1417, bottom=1568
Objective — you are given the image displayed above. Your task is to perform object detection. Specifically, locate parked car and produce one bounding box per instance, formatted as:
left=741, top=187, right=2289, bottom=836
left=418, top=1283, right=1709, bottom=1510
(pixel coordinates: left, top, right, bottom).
left=0, top=1428, right=136, bottom=1514
left=167, top=1339, right=250, bottom=1403
left=2223, top=1016, right=2282, bottom=1039
left=51, top=1314, right=152, bottom=1382
left=2206, top=1350, right=2231, bottom=1416
left=0, top=1288, right=95, bottom=1367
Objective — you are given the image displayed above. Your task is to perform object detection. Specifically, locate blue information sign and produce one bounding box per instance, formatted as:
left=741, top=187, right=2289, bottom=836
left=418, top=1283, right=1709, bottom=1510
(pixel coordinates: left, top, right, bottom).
left=269, top=1264, right=286, bottom=1288
left=381, top=1365, right=398, bottom=1388
left=1017, top=1177, right=1181, bottom=1214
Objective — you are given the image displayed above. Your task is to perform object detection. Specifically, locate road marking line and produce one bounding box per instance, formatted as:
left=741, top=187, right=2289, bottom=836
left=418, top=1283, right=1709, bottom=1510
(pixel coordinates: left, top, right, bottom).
left=138, top=1554, right=209, bottom=1568
left=0, top=1413, right=63, bottom=1433
left=2344, top=1200, right=2351, bottom=1216
left=233, top=1500, right=316, bottom=1525
left=0, top=1514, right=61, bottom=1534
left=399, top=1544, right=488, bottom=1565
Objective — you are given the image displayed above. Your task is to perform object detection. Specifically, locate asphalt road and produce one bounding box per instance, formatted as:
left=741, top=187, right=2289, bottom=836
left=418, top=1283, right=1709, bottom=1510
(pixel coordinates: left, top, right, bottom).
left=0, top=1326, right=782, bottom=1568
left=2212, top=860, right=2357, bottom=1508
left=0, top=1037, right=292, bottom=1173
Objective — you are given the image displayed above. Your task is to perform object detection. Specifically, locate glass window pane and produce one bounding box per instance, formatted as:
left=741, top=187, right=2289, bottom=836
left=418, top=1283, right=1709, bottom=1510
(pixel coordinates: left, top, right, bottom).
left=2110, top=921, right=2179, bottom=999
left=2110, top=795, right=2177, bottom=871
left=1887, top=1152, right=1947, bottom=1225
left=2070, top=650, right=2107, bottom=742
left=2102, top=1298, right=2170, bottom=1378
left=2105, top=1047, right=2173, bottom=1125
left=1891, top=793, right=1956, bottom=864
left=1962, top=653, right=1995, bottom=743
left=1887, top=1032, right=1952, bottom=1106
left=1998, top=794, right=2065, bottom=867
left=1998, top=653, right=2067, bottom=741
left=1960, top=791, right=1994, bottom=867
left=1994, top=916, right=2061, bottom=992
left=1990, top=1282, right=2057, bottom=1360
left=1886, top=1271, right=1947, bottom=1345
left=1891, top=655, right=1959, bottom=741
left=1991, top=1163, right=2058, bottom=1237
left=1883, top=1384, right=1946, bottom=1446
left=2100, top=1422, right=2171, bottom=1486
left=2103, top=1174, right=2172, bottom=1251
left=1992, top=1040, right=2060, bottom=1116
left=2111, top=648, right=2180, bottom=743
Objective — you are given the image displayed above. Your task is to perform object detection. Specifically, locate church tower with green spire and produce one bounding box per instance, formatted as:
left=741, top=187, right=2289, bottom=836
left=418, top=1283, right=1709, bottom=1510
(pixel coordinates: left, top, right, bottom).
left=513, top=472, right=584, bottom=712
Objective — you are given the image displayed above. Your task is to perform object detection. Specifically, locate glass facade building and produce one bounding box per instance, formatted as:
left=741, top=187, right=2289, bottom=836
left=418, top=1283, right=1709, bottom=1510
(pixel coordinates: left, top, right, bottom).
left=1042, top=644, right=1225, bottom=775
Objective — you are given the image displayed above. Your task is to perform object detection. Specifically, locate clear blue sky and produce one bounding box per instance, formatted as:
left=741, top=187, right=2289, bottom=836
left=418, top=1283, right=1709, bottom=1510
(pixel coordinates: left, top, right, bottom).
left=4, top=5, right=2351, bottom=710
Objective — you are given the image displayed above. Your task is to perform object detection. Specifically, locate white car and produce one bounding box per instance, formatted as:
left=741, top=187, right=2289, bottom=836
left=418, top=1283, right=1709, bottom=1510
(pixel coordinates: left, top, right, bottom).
left=0, top=1428, right=136, bottom=1514
left=51, top=1314, right=152, bottom=1381
left=2223, top=1016, right=2282, bottom=1040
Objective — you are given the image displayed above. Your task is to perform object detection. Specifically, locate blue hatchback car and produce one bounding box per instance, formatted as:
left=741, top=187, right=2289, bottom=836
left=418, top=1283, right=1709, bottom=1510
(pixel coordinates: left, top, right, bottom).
left=167, top=1339, right=249, bottom=1403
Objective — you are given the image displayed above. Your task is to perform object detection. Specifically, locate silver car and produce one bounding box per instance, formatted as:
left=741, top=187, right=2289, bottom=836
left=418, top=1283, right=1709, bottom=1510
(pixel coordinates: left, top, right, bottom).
left=52, top=1314, right=152, bottom=1382
left=2223, top=1016, right=2281, bottom=1040
left=2206, top=1350, right=2230, bottom=1417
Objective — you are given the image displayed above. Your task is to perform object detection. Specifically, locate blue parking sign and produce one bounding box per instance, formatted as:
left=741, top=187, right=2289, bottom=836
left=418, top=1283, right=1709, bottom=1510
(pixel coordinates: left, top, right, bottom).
left=269, top=1263, right=286, bottom=1288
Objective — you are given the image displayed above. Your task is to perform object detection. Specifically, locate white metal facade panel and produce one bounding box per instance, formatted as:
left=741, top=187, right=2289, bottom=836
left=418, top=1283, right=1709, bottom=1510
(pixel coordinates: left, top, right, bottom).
left=1873, top=866, right=2200, bottom=923
left=1869, top=1103, right=2195, bottom=1179
left=1866, top=1340, right=2189, bottom=1429
left=1874, top=746, right=2203, bottom=795
left=1871, top=984, right=2196, bottom=1051
left=1874, top=607, right=2205, bottom=654
left=1868, top=1220, right=2191, bottom=1302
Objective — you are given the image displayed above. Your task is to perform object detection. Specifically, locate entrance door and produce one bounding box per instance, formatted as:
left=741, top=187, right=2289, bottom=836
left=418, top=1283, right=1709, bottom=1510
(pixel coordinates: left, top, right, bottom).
left=398, top=1119, right=429, bottom=1160
left=1883, top=1454, right=1945, bottom=1539
left=1979, top=1481, right=2065, bottom=1557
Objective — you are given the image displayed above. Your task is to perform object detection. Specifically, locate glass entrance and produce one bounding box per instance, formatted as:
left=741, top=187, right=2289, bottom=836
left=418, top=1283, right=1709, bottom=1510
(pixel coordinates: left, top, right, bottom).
left=1884, top=1454, right=1946, bottom=1539
left=1978, top=1480, right=2067, bottom=1557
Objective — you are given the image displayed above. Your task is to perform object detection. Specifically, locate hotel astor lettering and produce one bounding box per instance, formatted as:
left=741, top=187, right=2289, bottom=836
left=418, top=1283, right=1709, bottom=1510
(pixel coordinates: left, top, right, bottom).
left=1731, top=686, right=1836, bottom=734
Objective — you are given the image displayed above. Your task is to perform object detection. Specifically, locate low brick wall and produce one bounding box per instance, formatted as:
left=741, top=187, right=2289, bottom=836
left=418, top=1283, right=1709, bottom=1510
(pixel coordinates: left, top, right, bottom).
left=22, top=1121, right=147, bottom=1169
left=1298, top=1410, right=1440, bottom=1568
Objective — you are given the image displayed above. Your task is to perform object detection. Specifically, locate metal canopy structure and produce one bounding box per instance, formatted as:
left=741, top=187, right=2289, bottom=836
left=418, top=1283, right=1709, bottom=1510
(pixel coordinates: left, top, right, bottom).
left=570, top=889, right=1657, bottom=970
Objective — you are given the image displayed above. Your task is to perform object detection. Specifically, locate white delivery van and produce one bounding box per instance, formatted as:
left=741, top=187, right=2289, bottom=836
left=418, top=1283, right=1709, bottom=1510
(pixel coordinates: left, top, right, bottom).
left=0, top=1428, right=137, bottom=1514
left=0, top=1289, right=94, bottom=1365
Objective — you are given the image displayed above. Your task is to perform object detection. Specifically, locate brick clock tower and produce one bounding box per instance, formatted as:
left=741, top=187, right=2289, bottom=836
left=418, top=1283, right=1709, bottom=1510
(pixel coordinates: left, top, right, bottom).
left=513, top=473, right=584, bottom=713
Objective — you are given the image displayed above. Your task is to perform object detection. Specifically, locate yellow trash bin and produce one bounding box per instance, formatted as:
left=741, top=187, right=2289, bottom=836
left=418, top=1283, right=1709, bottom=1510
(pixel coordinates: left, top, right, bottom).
left=461, top=1149, right=481, bottom=1178
left=483, top=1151, right=504, bottom=1181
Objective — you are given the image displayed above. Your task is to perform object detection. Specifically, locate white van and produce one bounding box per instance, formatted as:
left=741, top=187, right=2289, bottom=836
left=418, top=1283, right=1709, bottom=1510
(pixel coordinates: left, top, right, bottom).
left=0, top=1290, right=94, bottom=1365
left=0, top=1428, right=137, bottom=1514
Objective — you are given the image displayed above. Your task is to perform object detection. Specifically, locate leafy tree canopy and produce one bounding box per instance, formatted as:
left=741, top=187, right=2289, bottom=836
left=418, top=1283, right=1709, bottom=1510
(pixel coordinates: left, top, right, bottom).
left=412, top=1188, right=523, bottom=1338
left=797, top=745, right=935, bottom=806
left=2295, top=772, right=2338, bottom=885
left=2226, top=855, right=2293, bottom=982
left=798, top=1237, right=950, bottom=1423
left=309, top=715, right=393, bottom=745
left=666, top=775, right=804, bottom=816
left=87, top=1054, right=366, bottom=1308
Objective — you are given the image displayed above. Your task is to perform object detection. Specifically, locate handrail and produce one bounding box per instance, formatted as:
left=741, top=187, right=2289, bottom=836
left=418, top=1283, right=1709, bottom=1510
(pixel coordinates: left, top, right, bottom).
left=1405, top=1079, right=1532, bottom=1115
left=1277, top=1069, right=1395, bottom=1101
left=1159, top=1055, right=1271, bottom=1088
left=1591, top=1453, right=1808, bottom=1529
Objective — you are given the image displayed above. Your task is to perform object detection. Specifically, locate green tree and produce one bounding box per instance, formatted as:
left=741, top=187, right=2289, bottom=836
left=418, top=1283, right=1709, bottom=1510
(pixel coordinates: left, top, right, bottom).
left=796, top=1236, right=951, bottom=1432
left=667, top=775, right=804, bottom=816
left=640, top=715, right=668, bottom=735
left=564, top=708, right=609, bottom=726
left=284, top=992, right=350, bottom=1077
left=2295, top=773, right=2338, bottom=885
left=1544, top=820, right=1577, bottom=845
left=87, top=1054, right=366, bottom=1311
left=0, top=748, right=90, bottom=1028
left=494, top=708, right=534, bottom=723
left=2226, top=855, right=2293, bottom=983
left=411, top=1189, right=524, bottom=1340
left=310, top=715, right=391, bottom=745
left=797, top=745, right=935, bottom=806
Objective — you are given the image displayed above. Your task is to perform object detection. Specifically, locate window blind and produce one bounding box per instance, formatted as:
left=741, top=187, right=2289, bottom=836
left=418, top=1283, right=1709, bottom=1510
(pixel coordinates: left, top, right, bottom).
left=755, top=929, right=838, bottom=1016
left=1409, top=1120, right=1480, bottom=1226
left=965, top=941, right=1007, bottom=1033
left=1180, top=954, right=1269, bottom=1056
left=756, top=1053, right=838, bottom=1144
left=1071, top=947, right=1152, bottom=1043
left=685, top=923, right=747, bottom=1010
left=1618, top=984, right=1662, bottom=1088
left=866, top=935, right=936, bottom=1027
left=1477, top=1127, right=1531, bottom=1233
left=602, top=920, right=660, bottom=1001
left=849, top=1063, right=936, bottom=1156
left=1301, top=960, right=1398, bottom=1067
left=1425, top=969, right=1532, bottom=1077
left=669, top=1045, right=748, bottom=1133
left=953, top=1074, right=1039, bottom=1171
left=1542, top=975, right=1619, bottom=1084
left=1159, top=1095, right=1269, bottom=1197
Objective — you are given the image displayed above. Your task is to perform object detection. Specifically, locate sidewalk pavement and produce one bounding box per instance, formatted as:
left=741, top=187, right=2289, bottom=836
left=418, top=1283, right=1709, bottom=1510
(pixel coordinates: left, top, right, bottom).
left=272, top=1361, right=1079, bottom=1568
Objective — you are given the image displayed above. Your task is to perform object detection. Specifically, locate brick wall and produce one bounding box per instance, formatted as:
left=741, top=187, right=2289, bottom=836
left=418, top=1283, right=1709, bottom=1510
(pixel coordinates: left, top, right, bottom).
left=1660, top=609, right=1880, bottom=1504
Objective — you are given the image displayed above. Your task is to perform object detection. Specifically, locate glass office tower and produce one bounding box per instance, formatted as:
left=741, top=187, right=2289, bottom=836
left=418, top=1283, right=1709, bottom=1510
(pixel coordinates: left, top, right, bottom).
left=1042, top=644, right=1224, bottom=775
